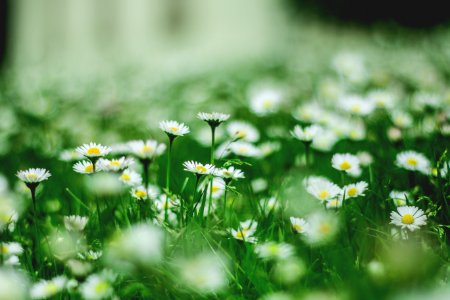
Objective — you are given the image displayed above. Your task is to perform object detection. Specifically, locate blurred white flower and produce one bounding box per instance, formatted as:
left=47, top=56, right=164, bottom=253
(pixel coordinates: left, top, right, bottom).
left=291, top=124, right=322, bottom=143
left=395, top=151, right=431, bottom=175
left=119, top=169, right=142, bottom=186
left=340, top=95, right=375, bottom=116
left=79, top=273, right=114, bottom=300
left=0, top=268, right=29, bottom=300
left=226, top=121, right=260, bottom=142
left=304, top=176, right=341, bottom=202
left=64, top=215, right=89, bottom=232
left=30, top=276, right=67, bottom=299
left=331, top=153, right=361, bottom=175
left=229, top=141, right=261, bottom=157
left=389, top=190, right=410, bottom=206
left=255, top=242, right=294, bottom=261
left=127, top=140, right=166, bottom=160
left=290, top=217, right=309, bottom=234
left=249, top=88, right=283, bottom=116
left=303, top=211, right=340, bottom=246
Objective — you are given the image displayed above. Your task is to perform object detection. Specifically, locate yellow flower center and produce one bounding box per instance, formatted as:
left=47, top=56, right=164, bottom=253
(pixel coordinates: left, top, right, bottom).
left=110, top=161, right=121, bottom=167
left=121, top=173, right=130, bottom=181
left=95, top=281, right=109, bottom=293
left=0, top=245, right=8, bottom=254
left=212, top=185, right=220, bottom=193
left=235, top=230, right=245, bottom=239
left=236, top=131, right=247, bottom=139
left=401, top=214, right=414, bottom=225
left=85, top=164, right=94, bottom=173
left=339, top=161, right=351, bottom=170
left=318, top=191, right=329, bottom=200
left=319, top=223, right=331, bottom=234
left=238, top=147, right=248, bottom=153
left=351, top=105, right=361, bottom=113
left=293, top=224, right=302, bottom=232
left=87, top=147, right=101, bottom=155
left=45, top=283, right=59, bottom=294
left=406, top=157, right=417, bottom=166
left=142, top=145, right=153, bottom=153
left=268, top=244, right=279, bottom=255
left=195, top=165, right=207, bottom=173
left=135, top=190, right=147, bottom=198
left=328, top=200, right=339, bottom=207
left=347, top=187, right=358, bottom=197
left=169, top=127, right=178, bottom=132
left=26, top=173, right=38, bottom=181
left=262, top=99, right=273, bottom=109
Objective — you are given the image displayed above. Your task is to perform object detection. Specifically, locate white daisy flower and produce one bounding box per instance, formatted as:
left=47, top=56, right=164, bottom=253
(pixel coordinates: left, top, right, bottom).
left=342, top=181, right=368, bottom=198
left=30, top=276, right=67, bottom=299
left=260, top=197, right=278, bottom=214
left=78, top=250, right=103, bottom=261
left=249, top=88, right=283, bottom=116
left=303, top=211, right=340, bottom=246
left=226, top=121, right=260, bottom=142
left=331, top=153, right=361, bottom=175
left=252, top=178, right=268, bottom=193
left=258, top=141, right=281, bottom=157
left=118, top=169, right=142, bottom=186
left=340, top=95, right=375, bottom=116
left=0, top=242, right=23, bottom=258
left=390, top=111, right=413, bottom=129
left=183, top=161, right=215, bottom=176
left=16, top=168, right=51, bottom=184
left=0, top=268, right=29, bottom=300
left=292, top=102, right=325, bottom=123
left=155, top=194, right=179, bottom=211
left=73, top=160, right=97, bottom=174
left=290, top=217, right=309, bottom=234
left=291, top=124, right=322, bottom=143
left=213, top=166, right=245, bottom=181
left=79, top=273, right=114, bottom=300
left=229, top=141, right=261, bottom=157
left=332, top=52, right=367, bottom=84
left=413, top=92, right=442, bottom=110
left=368, top=90, right=396, bottom=109
left=395, top=151, right=431, bottom=175
left=304, top=176, right=341, bottom=202
left=131, top=185, right=157, bottom=201
left=197, top=112, right=230, bottom=127
left=255, top=242, right=294, bottom=261
left=109, top=143, right=130, bottom=155
left=311, top=128, right=339, bottom=152
left=59, top=149, right=83, bottom=162
left=76, top=142, right=111, bottom=158
left=325, top=198, right=343, bottom=209
left=239, top=219, right=258, bottom=233
left=389, top=190, right=410, bottom=206
left=229, top=228, right=257, bottom=243
left=357, top=151, right=373, bottom=167
left=390, top=206, right=427, bottom=231
left=97, top=157, right=134, bottom=172
left=64, top=215, right=89, bottom=232
left=127, top=140, right=166, bottom=160
left=159, top=120, right=190, bottom=137
left=200, top=177, right=226, bottom=200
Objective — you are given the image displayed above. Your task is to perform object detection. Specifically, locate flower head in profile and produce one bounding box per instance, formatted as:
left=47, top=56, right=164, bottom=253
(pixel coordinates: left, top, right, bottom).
left=214, top=166, right=244, bottom=182
left=76, top=142, right=111, bottom=158
left=16, top=168, right=51, bottom=185
left=304, top=176, right=341, bottom=202
left=229, top=220, right=258, bottom=243
left=183, top=161, right=215, bottom=176
left=97, top=157, right=134, bottom=172
left=340, top=95, right=375, bottom=116
left=119, top=169, right=142, bottom=186
left=64, top=215, right=89, bottom=232
left=255, top=242, right=294, bottom=261
left=249, top=88, right=283, bottom=116
left=127, top=140, right=166, bottom=160
left=73, top=161, right=97, bottom=174
left=159, top=120, right=190, bottom=138
left=325, top=198, right=343, bottom=209
left=30, top=276, right=67, bottom=299
left=395, top=151, right=431, bottom=175
left=389, top=190, right=410, bottom=206
left=79, top=272, right=115, bottom=300
left=390, top=206, right=427, bottom=231
left=226, top=121, right=260, bottom=142
left=331, top=153, right=361, bottom=175
left=291, top=124, right=322, bottom=143
left=342, top=181, right=368, bottom=199
left=198, top=112, right=230, bottom=128
left=131, top=185, right=158, bottom=201
left=290, top=217, right=309, bottom=234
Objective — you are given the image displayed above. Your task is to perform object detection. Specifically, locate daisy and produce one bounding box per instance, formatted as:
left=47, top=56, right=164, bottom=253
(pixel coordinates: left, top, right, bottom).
left=390, top=206, right=427, bottom=231
left=292, top=102, right=325, bottom=123
left=258, top=141, right=281, bottom=157
left=342, top=181, right=368, bottom=198
left=226, top=121, right=260, bottom=142
left=30, top=276, right=67, bottom=299
left=76, top=142, right=111, bottom=158
left=229, top=227, right=257, bottom=243
left=16, top=168, right=51, bottom=184
left=131, top=185, right=157, bottom=201
left=59, top=149, right=83, bottom=162
left=368, top=90, right=396, bottom=109
left=239, top=219, right=258, bottom=233
left=340, top=95, right=375, bottom=116
left=290, top=217, right=309, bottom=234
left=311, top=129, right=339, bottom=152
left=64, top=215, right=89, bottom=232
left=213, top=166, right=245, bottom=182
left=159, top=120, right=190, bottom=138
left=79, top=273, right=114, bottom=300
left=183, top=161, right=215, bottom=176
left=203, top=177, right=226, bottom=200
left=357, top=151, right=373, bottom=166
left=0, top=242, right=23, bottom=258
left=0, top=269, right=29, bottom=300
left=127, top=140, right=166, bottom=160
left=197, top=112, right=230, bottom=128
left=303, top=211, right=339, bottom=246
left=326, top=198, right=343, bottom=209
left=97, top=157, right=134, bottom=172
left=73, top=160, right=97, bottom=174
left=390, top=111, right=413, bottom=129
left=260, top=197, right=278, bottom=214
left=118, top=169, right=142, bottom=186
left=291, top=124, right=322, bottom=143
left=155, top=194, right=179, bottom=211
left=229, top=141, right=261, bottom=157
left=332, top=52, right=367, bottom=84
left=331, top=153, right=361, bottom=175
left=249, top=88, right=283, bottom=116
left=305, top=176, right=341, bottom=201
left=255, top=242, right=294, bottom=261
left=389, top=190, right=410, bottom=206
left=395, top=151, right=431, bottom=175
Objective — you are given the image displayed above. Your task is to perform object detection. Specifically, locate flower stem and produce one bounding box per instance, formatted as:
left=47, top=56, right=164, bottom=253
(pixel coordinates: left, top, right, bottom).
left=207, top=127, right=216, bottom=223
left=142, top=159, right=150, bottom=189
left=166, top=138, right=174, bottom=192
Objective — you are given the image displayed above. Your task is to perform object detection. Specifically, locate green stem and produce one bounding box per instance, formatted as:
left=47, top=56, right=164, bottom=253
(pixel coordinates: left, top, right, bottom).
left=188, top=175, right=201, bottom=223
left=304, top=142, right=311, bottom=168
left=207, top=127, right=216, bottom=224
left=166, top=138, right=174, bottom=192
left=223, top=185, right=228, bottom=221
left=142, top=159, right=150, bottom=189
